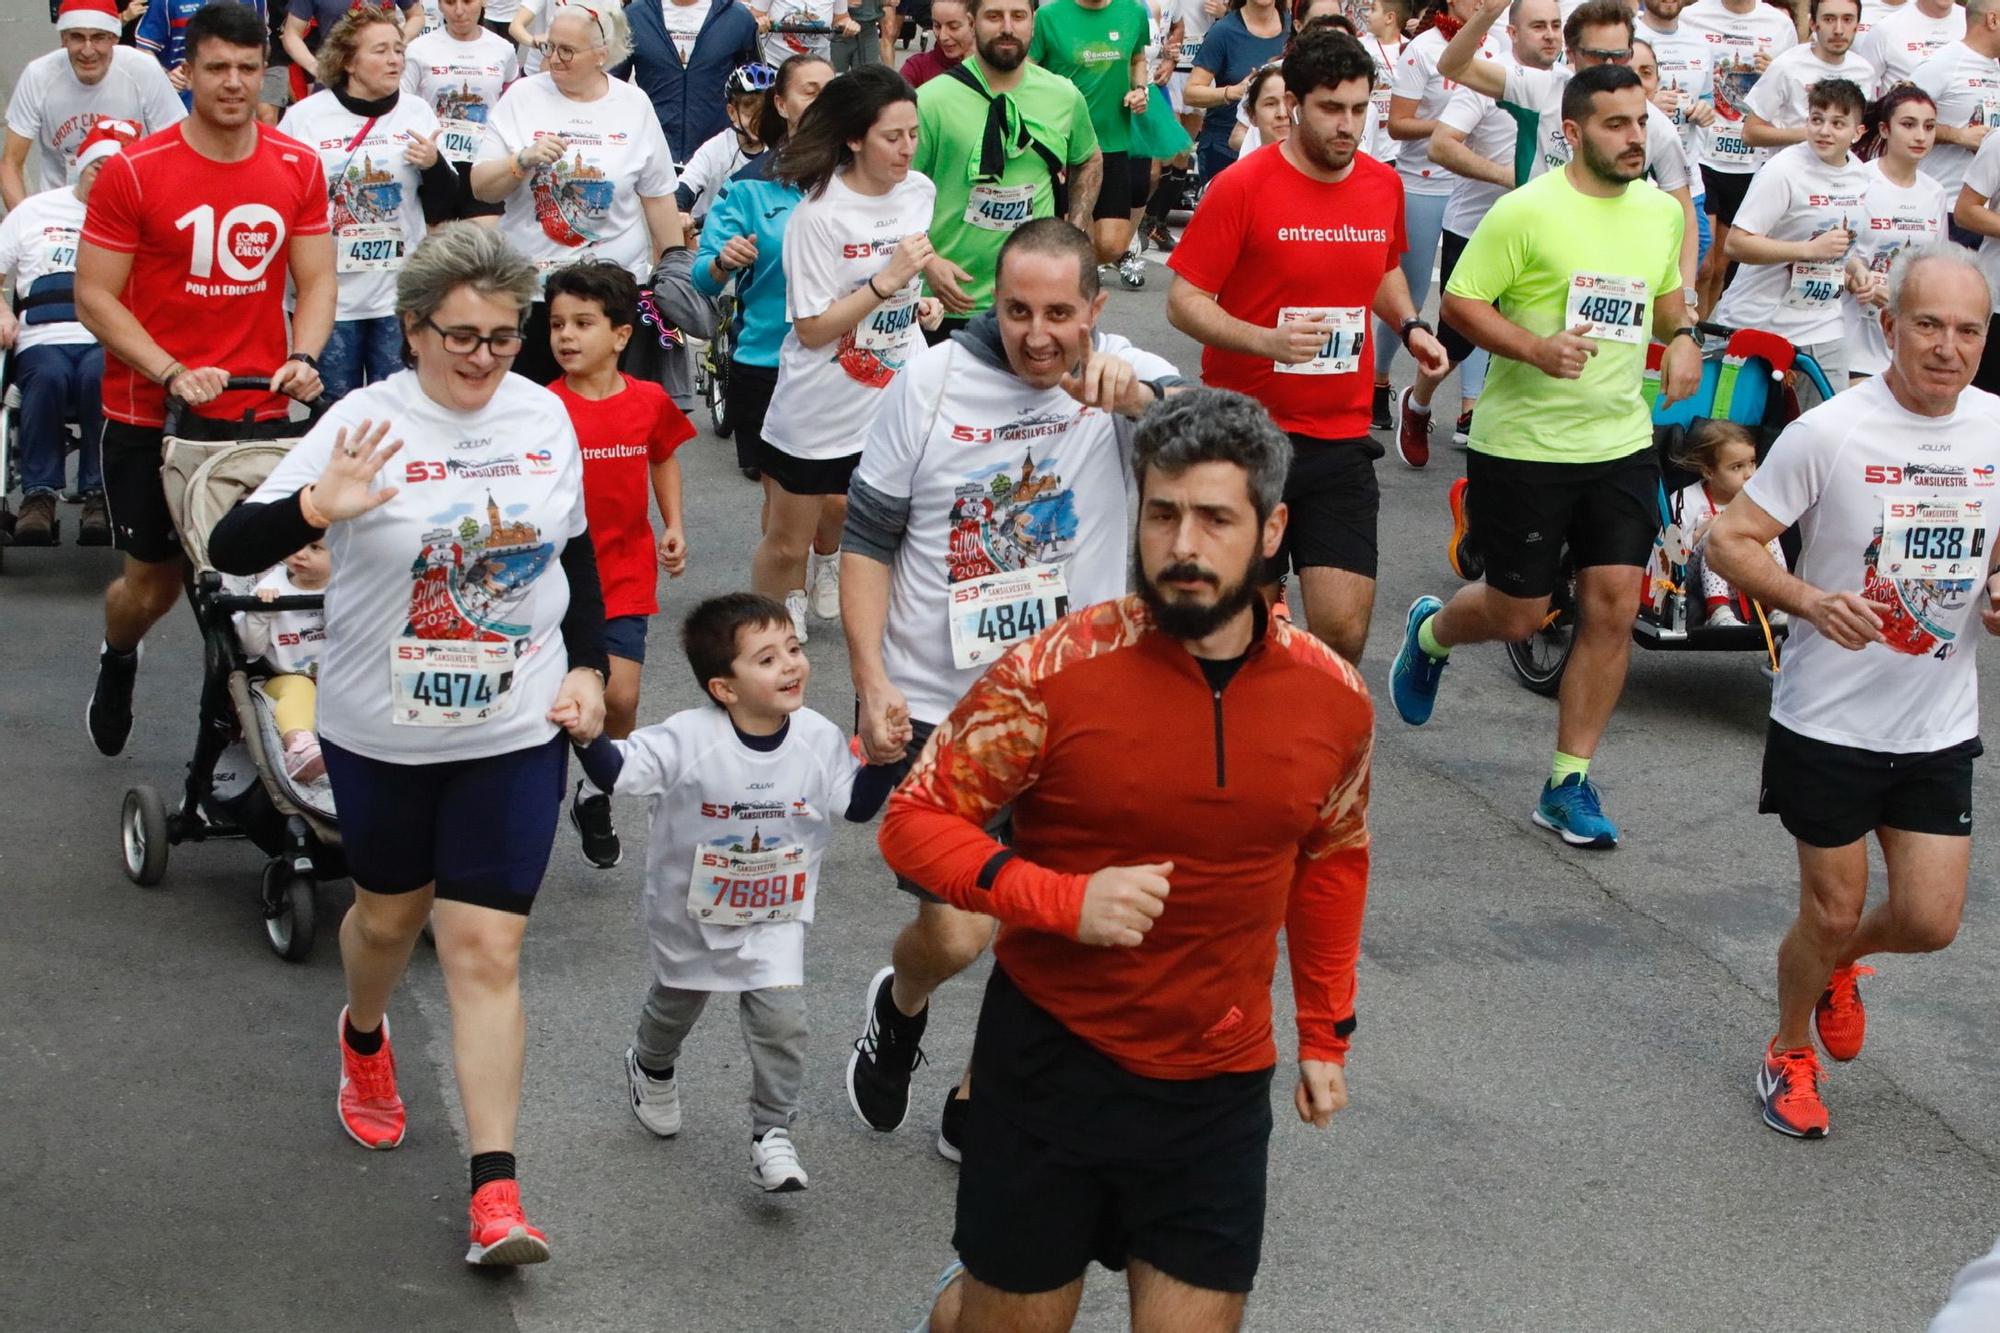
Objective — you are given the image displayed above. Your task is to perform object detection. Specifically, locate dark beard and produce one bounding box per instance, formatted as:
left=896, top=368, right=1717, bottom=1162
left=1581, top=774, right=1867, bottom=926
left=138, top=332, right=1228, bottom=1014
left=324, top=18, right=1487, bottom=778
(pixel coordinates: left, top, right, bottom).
left=1580, top=135, right=1645, bottom=186
left=1135, top=550, right=1263, bottom=641
left=980, top=36, right=1026, bottom=70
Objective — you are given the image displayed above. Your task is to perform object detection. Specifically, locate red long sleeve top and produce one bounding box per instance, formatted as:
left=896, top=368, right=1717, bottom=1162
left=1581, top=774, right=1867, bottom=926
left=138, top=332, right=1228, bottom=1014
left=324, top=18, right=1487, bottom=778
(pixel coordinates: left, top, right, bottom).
left=879, top=596, right=1374, bottom=1080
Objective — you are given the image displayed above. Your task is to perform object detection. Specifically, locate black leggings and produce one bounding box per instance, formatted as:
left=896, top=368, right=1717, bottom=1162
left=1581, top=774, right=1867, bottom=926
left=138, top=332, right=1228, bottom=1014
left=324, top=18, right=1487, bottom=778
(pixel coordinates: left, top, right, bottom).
left=1978, top=315, right=2000, bottom=396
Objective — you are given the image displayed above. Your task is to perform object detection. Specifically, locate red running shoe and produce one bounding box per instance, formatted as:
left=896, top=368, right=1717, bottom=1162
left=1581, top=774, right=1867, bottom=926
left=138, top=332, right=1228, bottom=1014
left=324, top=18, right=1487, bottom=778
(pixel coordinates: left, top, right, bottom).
left=1756, top=1041, right=1829, bottom=1139
left=467, top=1180, right=551, bottom=1266
left=1396, top=386, right=1431, bottom=469
left=337, top=1007, right=406, bottom=1150
left=1815, top=964, right=1875, bottom=1062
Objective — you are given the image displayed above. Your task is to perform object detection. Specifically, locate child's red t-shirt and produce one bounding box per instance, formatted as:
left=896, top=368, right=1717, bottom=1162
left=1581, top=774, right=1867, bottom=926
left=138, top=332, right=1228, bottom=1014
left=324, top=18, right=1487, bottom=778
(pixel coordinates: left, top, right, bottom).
left=548, top=374, right=696, bottom=620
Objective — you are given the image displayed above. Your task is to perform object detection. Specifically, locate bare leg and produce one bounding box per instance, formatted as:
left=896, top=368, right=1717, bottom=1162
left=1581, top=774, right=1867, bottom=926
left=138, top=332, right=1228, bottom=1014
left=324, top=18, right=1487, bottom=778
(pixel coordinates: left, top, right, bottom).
left=340, top=883, right=434, bottom=1032
left=889, top=898, right=998, bottom=1018
left=1295, top=566, right=1375, bottom=664
left=104, top=554, right=185, bottom=652
left=431, top=898, right=531, bottom=1154
left=1093, top=217, right=1135, bottom=267
left=1697, top=213, right=1731, bottom=319
left=1551, top=565, right=1643, bottom=760
left=604, top=654, right=642, bottom=740
left=1773, top=839, right=1870, bottom=1051
left=1128, top=1260, right=1247, bottom=1333
left=1428, top=580, right=1552, bottom=649
left=943, top=1272, right=1085, bottom=1333
left=750, top=481, right=825, bottom=599
left=814, top=493, right=847, bottom=557
left=1838, top=827, right=1969, bottom=965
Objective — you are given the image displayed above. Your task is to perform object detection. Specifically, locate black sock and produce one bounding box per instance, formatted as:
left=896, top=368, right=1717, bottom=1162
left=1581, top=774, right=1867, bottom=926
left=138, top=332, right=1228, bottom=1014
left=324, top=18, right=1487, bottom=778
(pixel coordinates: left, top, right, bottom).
left=470, top=1150, right=516, bottom=1192
left=344, top=1015, right=384, bottom=1055
left=639, top=1060, right=674, bottom=1081
left=877, top=974, right=927, bottom=1038
left=1144, top=172, right=1181, bottom=221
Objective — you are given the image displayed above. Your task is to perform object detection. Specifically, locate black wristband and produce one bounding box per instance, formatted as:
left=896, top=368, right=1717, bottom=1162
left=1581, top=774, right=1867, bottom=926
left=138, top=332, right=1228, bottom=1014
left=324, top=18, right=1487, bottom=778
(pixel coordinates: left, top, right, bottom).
left=866, top=274, right=888, bottom=301
left=1670, top=326, right=1700, bottom=344
left=286, top=351, right=319, bottom=370
left=1399, top=317, right=1433, bottom=350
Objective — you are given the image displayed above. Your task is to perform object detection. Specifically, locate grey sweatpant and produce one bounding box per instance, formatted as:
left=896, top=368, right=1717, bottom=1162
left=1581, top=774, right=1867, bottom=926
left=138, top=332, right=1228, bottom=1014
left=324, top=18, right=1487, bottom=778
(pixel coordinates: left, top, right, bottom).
left=633, top=981, right=807, bottom=1134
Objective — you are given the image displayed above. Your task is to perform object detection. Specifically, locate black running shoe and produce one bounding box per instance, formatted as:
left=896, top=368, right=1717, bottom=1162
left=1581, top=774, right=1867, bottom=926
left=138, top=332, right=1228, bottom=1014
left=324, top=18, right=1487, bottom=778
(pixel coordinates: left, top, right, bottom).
left=846, top=965, right=928, bottom=1131
left=937, top=1091, right=968, bottom=1164
left=1371, top=383, right=1393, bottom=432
left=569, top=780, right=621, bottom=868
left=87, top=642, right=140, bottom=757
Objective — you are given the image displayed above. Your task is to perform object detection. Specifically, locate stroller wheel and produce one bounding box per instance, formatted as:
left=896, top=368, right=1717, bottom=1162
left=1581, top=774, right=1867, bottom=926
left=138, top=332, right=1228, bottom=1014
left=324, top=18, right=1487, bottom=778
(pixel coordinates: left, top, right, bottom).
left=262, top=861, right=317, bottom=962
left=122, top=786, right=170, bottom=886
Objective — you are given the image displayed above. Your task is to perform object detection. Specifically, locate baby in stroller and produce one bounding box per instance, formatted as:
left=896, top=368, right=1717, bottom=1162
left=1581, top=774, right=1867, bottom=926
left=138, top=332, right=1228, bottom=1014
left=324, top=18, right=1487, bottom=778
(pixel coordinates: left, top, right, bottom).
left=233, top=538, right=330, bottom=783
left=1665, top=420, right=1788, bottom=629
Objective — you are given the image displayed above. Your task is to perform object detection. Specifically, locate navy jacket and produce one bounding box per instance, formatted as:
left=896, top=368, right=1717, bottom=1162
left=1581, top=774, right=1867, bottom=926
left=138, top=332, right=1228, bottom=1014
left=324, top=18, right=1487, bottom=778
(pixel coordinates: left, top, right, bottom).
left=626, top=0, right=760, bottom=164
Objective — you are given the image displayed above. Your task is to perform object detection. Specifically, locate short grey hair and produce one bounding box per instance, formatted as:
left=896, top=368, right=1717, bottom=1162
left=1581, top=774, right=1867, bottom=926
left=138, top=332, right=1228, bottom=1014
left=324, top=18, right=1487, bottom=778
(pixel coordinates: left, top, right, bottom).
left=1887, top=241, right=1995, bottom=322
left=396, top=223, right=540, bottom=333
left=1131, top=388, right=1293, bottom=524
left=547, top=0, right=632, bottom=68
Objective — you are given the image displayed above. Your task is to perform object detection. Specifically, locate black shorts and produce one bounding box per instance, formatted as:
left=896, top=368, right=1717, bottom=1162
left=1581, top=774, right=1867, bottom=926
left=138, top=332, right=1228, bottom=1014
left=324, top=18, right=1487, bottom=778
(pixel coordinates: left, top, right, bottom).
left=1700, top=166, right=1754, bottom=227
left=1094, top=150, right=1132, bottom=221
left=1438, top=229, right=1478, bottom=368
left=1759, top=721, right=1981, bottom=848
left=1125, top=152, right=1153, bottom=205
left=756, top=438, right=859, bottom=496
left=603, top=613, right=649, bottom=664
left=726, top=358, right=779, bottom=470
left=1465, top=447, right=1659, bottom=599
left=954, top=966, right=1274, bottom=1296
left=1269, top=435, right=1383, bottom=581
left=320, top=733, right=569, bottom=914
left=101, top=419, right=180, bottom=563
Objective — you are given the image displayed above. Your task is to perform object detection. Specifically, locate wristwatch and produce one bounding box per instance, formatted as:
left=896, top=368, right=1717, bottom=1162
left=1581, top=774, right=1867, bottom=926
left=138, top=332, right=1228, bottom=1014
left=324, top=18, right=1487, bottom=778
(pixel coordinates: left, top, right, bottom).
left=286, top=351, right=319, bottom=370
left=1669, top=326, right=1700, bottom=345
left=1399, top=316, right=1433, bottom=349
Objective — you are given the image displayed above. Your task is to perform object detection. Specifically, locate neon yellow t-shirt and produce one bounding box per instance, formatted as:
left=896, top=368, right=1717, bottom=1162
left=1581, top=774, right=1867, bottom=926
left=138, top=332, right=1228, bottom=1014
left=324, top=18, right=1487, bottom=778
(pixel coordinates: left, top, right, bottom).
left=1445, top=168, right=1684, bottom=463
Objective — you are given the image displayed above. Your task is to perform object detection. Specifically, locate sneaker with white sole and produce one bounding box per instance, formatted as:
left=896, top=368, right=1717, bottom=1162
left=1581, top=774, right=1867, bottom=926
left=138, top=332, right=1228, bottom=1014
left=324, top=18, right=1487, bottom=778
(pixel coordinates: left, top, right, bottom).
left=751, top=1127, right=809, bottom=1192
left=625, top=1047, right=682, bottom=1137
left=1117, top=252, right=1147, bottom=290
left=1707, top=603, right=1744, bottom=628
left=466, top=1179, right=551, bottom=1265
left=785, top=589, right=810, bottom=643
left=809, top=550, right=841, bottom=620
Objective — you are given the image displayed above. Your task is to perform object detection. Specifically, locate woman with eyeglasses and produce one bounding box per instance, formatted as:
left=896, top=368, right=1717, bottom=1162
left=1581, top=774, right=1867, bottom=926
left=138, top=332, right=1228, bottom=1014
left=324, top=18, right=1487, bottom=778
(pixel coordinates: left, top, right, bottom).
left=470, top=0, right=684, bottom=382
left=210, top=223, right=607, bottom=1269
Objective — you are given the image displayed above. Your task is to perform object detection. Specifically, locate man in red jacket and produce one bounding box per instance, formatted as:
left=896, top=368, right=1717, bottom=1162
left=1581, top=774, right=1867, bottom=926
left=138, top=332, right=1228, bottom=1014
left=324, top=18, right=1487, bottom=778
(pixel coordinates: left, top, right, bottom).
left=883, top=387, right=1373, bottom=1333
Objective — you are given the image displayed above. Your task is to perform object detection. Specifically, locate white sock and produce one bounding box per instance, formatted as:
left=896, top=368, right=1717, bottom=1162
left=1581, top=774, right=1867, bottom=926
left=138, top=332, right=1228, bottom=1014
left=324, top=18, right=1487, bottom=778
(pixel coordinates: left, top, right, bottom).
left=578, top=773, right=604, bottom=799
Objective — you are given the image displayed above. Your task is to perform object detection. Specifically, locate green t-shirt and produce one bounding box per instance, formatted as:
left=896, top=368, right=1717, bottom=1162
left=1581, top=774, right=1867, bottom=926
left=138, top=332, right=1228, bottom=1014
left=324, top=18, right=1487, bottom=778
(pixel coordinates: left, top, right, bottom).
left=1444, top=168, right=1685, bottom=464
left=913, top=62, right=1100, bottom=313
left=1026, top=0, right=1149, bottom=153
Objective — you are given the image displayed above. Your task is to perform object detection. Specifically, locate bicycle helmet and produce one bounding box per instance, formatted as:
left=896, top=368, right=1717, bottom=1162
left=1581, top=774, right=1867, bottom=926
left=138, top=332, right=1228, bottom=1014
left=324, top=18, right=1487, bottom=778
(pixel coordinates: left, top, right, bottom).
left=726, top=62, right=778, bottom=95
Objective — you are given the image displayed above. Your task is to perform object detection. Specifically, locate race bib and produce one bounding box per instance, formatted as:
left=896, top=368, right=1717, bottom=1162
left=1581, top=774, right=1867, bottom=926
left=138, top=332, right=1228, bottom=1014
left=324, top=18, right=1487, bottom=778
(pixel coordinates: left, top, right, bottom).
left=439, top=117, right=483, bottom=164
left=1566, top=272, right=1648, bottom=345
left=337, top=222, right=406, bottom=274
left=42, top=225, right=79, bottom=272
left=1783, top=258, right=1843, bottom=311
left=947, top=563, right=1071, bottom=670
left=1273, top=306, right=1366, bottom=375
left=1882, top=498, right=1987, bottom=583
left=1979, top=90, right=2000, bottom=127
left=964, top=182, right=1036, bottom=233
left=857, top=287, right=918, bottom=352
left=688, top=839, right=811, bottom=924
left=388, top=638, right=517, bottom=726
left=1177, top=36, right=1201, bottom=69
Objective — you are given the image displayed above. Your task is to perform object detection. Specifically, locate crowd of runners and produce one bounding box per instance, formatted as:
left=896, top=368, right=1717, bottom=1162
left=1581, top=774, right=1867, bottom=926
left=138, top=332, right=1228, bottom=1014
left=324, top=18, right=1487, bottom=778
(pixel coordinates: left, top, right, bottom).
left=7, top=0, right=2000, bottom=1323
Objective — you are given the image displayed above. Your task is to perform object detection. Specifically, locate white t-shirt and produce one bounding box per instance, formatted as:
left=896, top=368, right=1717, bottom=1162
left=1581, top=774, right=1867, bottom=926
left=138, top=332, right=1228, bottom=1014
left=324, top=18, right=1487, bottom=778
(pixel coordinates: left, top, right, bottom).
left=1856, top=0, right=1963, bottom=93
left=485, top=0, right=521, bottom=24
left=761, top=171, right=937, bottom=461
left=759, top=0, right=839, bottom=66
left=248, top=370, right=588, bottom=764
left=609, top=706, right=859, bottom=991
left=853, top=330, right=1176, bottom=724
left=1389, top=26, right=1507, bottom=197
left=679, top=126, right=750, bottom=219
left=417, top=0, right=443, bottom=36
left=1743, top=45, right=1877, bottom=129
left=1680, top=0, right=1799, bottom=174
left=1712, top=142, right=1872, bottom=345
left=278, top=92, right=440, bottom=321
left=1640, top=19, right=1715, bottom=165
left=402, top=27, right=519, bottom=166
left=1744, top=374, right=2000, bottom=752
left=1436, top=79, right=1516, bottom=239
left=4, top=48, right=186, bottom=192
left=1965, top=133, right=2000, bottom=295
left=1500, top=62, right=1692, bottom=193
left=1856, top=0, right=1906, bottom=35
left=0, top=185, right=91, bottom=352
left=1174, top=0, right=1219, bottom=73
left=1845, top=158, right=1947, bottom=377
left=513, top=0, right=554, bottom=75
left=234, top=565, right=329, bottom=677
left=662, top=0, right=708, bottom=63
left=1362, top=33, right=1403, bottom=165
left=478, top=73, right=680, bottom=285
left=1914, top=40, right=2000, bottom=201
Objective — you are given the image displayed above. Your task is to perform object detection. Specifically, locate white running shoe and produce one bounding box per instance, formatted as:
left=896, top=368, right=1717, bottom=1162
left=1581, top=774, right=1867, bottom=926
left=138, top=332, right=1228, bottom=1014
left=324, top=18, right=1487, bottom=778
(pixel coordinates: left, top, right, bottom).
left=809, top=550, right=841, bottom=620
left=785, top=589, right=810, bottom=643
left=1708, top=603, right=1744, bottom=628
left=625, top=1047, right=682, bottom=1138
left=751, top=1127, right=809, bottom=1192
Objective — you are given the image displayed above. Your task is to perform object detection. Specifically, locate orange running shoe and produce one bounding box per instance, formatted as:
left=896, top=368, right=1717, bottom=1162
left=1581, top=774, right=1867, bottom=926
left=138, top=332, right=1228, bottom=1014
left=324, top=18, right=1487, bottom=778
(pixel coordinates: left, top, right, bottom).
left=466, top=1180, right=551, bottom=1266
left=1447, top=477, right=1483, bottom=581
left=1815, top=964, right=1875, bottom=1062
left=1756, top=1041, right=1829, bottom=1139
left=337, top=1007, right=406, bottom=1150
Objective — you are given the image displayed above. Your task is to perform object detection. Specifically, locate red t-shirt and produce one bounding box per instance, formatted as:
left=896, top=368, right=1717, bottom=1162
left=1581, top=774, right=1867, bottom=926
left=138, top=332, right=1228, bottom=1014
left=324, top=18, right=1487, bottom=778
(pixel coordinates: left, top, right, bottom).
left=549, top=374, right=696, bottom=622
left=1167, top=143, right=1407, bottom=441
left=83, top=123, right=329, bottom=429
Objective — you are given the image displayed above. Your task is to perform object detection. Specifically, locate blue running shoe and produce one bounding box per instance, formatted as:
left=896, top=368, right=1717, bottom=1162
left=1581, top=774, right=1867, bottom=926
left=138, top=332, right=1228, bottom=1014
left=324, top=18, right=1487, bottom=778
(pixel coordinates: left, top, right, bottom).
left=1532, top=773, right=1619, bottom=848
left=1390, top=596, right=1448, bottom=725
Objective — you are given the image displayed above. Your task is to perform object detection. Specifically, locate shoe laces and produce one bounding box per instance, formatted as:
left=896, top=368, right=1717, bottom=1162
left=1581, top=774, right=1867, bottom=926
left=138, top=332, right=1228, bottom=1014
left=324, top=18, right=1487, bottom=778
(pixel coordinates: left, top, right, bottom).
left=854, top=1021, right=930, bottom=1077
left=471, top=1179, right=525, bottom=1227
left=1557, top=776, right=1605, bottom=819
left=1770, top=1044, right=1824, bottom=1097
left=346, top=1043, right=398, bottom=1102
left=1823, top=965, right=1875, bottom=1019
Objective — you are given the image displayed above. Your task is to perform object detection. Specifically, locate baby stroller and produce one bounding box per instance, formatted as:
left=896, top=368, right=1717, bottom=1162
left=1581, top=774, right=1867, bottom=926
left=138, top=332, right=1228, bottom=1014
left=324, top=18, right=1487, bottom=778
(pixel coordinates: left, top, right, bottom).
left=1505, top=325, right=1839, bottom=695
left=118, top=378, right=342, bottom=961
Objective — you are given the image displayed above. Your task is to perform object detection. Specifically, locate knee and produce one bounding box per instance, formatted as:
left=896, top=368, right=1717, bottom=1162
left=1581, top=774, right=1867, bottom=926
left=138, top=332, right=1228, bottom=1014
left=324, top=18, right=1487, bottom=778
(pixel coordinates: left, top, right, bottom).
left=436, top=922, right=523, bottom=991
left=919, top=909, right=995, bottom=973
left=349, top=893, right=429, bottom=950
left=120, top=560, right=184, bottom=615
left=1894, top=901, right=1961, bottom=953
left=1798, top=891, right=1864, bottom=945
left=604, top=682, right=640, bottom=731
left=1489, top=596, right=1551, bottom=643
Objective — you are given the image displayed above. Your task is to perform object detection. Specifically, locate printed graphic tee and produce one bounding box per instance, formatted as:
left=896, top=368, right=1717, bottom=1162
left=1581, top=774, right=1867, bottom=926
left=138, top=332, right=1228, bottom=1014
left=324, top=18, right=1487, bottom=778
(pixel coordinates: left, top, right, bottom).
left=548, top=373, right=696, bottom=620
left=403, top=26, right=519, bottom=166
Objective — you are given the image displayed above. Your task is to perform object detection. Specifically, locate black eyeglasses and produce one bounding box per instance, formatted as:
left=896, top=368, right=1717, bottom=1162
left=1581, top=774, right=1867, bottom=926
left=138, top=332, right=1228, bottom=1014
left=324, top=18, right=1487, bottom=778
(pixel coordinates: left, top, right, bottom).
left=424, top=318, right=525, bottom=355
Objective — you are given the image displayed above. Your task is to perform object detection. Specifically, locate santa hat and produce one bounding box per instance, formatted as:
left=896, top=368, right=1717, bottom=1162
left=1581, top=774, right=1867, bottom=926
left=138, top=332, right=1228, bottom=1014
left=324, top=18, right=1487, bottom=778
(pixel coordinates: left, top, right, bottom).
left=55, top=0, right=123, bottom=35
left=75, top=118, right=140, bottom=174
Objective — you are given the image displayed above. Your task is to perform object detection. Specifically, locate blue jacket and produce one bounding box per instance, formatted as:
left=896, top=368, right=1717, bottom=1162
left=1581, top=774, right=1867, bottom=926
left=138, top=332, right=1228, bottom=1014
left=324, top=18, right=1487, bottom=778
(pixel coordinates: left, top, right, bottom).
left=626, top=0, right=759, bottom=165
left=137, top=0, right=268, bottom=104
left=692, top=151, right=801, bottom=370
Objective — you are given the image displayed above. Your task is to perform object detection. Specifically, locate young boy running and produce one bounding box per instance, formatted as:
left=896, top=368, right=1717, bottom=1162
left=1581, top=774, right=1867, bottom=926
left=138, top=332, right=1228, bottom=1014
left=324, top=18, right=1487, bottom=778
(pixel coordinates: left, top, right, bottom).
left=546, top=260, right=696, bottom=868
left=568, top=594, right=906, bottom=1191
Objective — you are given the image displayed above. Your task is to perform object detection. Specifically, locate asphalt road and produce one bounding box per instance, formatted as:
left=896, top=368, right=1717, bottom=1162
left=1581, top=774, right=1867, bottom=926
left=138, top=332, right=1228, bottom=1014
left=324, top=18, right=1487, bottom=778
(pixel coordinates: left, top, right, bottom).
left=3, top=10, right=1999, bottom=1327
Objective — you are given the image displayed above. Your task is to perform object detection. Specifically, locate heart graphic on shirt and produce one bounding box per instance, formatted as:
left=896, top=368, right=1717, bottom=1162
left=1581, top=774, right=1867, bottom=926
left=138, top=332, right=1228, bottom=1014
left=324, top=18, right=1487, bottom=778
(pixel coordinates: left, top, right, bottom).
left=229, top=221, right=281, bottom=268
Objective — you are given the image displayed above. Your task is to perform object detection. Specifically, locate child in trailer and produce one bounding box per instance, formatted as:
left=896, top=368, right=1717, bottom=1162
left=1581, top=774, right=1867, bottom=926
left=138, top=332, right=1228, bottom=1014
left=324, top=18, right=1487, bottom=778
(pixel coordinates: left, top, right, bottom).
left=234, top=538, right=332, bottom=783
left=566, top=593, right=909, bottom=1192
left=1668, top=419, right=1789, bottom=628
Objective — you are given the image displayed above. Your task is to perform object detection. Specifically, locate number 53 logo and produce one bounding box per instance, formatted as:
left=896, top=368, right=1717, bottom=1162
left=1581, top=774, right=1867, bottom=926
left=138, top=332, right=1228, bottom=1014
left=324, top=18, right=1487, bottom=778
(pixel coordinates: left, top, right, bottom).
left=404, top=461, right=446, bottom=483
